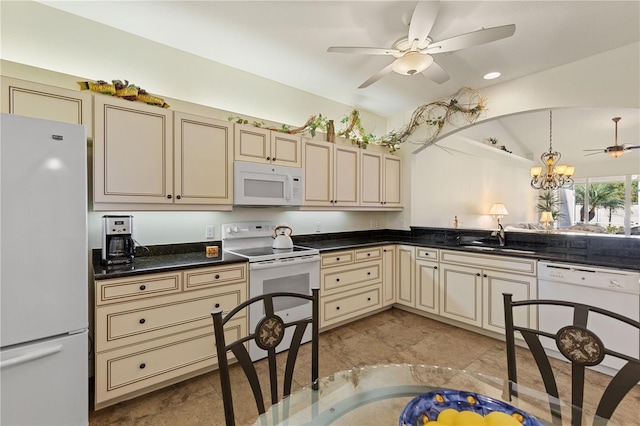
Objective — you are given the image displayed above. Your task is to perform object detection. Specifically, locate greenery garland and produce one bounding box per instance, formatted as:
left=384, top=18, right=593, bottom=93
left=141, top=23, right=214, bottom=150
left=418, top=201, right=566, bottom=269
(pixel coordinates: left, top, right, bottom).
left=228, top=87, right=486, bottom=154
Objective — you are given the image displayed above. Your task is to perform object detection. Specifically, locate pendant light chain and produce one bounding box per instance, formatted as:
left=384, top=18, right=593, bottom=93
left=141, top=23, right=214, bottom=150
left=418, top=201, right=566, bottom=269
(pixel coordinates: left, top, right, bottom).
left=530, top=110, right=575, bottom=190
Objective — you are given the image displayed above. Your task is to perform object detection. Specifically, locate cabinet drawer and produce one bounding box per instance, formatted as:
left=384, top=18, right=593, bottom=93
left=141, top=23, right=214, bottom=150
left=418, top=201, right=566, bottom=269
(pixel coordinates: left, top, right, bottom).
left=321, top=286, right=381, bottom=327
left=355, top=247, right=382, bottom=262
left=440, top=250, right=536, bottom=275
left=322, top=261, right=381, bottom=294
left=96, top=272, right=181, bottom=305
left=96, top=283, right=246, bottom=352
left=321, top=251, right=354, bottom=267
left=416, top=248, right=439, bottom=262
left=94, top=318, right=245, bottom=409
left=183, top=264, right=247, bottom=291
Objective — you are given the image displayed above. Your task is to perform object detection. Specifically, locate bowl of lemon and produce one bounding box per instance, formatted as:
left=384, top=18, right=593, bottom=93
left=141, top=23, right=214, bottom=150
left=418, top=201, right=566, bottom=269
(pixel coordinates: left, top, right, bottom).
left=399, top=389, right=543, bottom=426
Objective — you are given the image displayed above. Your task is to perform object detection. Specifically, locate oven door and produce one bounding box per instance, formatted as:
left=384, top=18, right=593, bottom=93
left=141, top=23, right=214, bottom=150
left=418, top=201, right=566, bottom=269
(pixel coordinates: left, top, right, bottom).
left=248, top=255, right=319, bottom=361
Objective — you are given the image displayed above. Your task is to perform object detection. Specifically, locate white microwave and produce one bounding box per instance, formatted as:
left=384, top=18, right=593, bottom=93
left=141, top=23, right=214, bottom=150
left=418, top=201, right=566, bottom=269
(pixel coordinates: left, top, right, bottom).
left=234, top=161, right=304, bottom=206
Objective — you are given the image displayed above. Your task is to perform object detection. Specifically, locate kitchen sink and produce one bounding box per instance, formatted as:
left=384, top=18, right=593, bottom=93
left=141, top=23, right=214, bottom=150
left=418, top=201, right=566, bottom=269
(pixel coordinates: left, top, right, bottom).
left=460, top=245, right=536, bottom=255
left=499, top=248, right=536, bottom=254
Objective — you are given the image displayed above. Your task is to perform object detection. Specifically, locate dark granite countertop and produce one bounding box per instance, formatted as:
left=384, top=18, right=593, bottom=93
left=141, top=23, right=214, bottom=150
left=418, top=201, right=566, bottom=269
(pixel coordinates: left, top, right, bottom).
left=92, top=228, right=640, bottom=280
left=92, top=242, right=246, bottom=280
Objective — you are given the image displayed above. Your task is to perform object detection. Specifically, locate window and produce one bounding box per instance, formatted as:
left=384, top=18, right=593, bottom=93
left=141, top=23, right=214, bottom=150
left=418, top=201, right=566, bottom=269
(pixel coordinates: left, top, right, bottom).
left=561, top=174, right=639, bottom=235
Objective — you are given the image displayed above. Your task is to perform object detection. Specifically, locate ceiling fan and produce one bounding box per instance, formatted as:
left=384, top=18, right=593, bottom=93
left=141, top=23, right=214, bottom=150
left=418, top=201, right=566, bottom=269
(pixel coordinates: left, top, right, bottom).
left=584, top=117, right=640, bottom=157
left=327, top=1, right=516, bottom=89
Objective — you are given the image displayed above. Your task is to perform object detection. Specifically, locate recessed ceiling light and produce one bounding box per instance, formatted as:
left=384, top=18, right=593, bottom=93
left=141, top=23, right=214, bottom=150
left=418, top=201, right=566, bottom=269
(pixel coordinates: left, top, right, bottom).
left=484, top=72, right=501, bottom=80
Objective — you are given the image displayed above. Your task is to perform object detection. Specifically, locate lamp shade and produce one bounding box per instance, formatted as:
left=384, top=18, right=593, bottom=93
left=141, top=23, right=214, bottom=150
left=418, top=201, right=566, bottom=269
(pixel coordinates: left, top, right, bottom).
left=489, top=203, right=509, bottom=217
left=392, top=52, right=434, bottom=75
left=539, top=211, right=554, bottom=223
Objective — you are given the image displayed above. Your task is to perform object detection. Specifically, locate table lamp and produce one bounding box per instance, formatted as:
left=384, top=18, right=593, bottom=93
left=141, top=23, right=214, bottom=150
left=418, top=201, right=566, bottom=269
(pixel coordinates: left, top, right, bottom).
left=489, top=203, right=509, bottom=226
left=540, top=211, right=554, bottom=232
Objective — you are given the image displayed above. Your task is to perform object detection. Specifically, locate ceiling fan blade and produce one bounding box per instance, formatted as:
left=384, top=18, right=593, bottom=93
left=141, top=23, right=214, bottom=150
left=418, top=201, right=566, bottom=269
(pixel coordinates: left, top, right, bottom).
left=422, top=59, right=449, bottom=84
left=585, top=152, right=604, bottom=156
left=408, top=0, right=440, bottom=46
left=583, top=148, right=605, bottom=151
left=426, top=24, right=516, bottom=54
left=358, top=63, right=395, bottom=89
left=624, top=145, right=640, bottom=150
left=327, top=46, right=399, bottom=55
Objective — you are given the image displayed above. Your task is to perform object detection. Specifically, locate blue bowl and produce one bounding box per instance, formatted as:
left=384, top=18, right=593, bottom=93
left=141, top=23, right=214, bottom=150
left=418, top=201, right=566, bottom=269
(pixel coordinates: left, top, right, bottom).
left=399, top=389, right=544, bottom=426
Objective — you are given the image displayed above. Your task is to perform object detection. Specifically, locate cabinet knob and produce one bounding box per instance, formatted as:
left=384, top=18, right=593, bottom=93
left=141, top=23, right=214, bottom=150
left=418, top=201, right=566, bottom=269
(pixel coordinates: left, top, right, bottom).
left=139, top=363, right=146, bottom=369
left=483, top=274, right=488, bottom=278
left=367, top=272, right=371, bottom=276
left=139, top=318, right=146, bottom=324
left=272, top=157, right=276, bottom=161
left=367, top=253, right=371, bottom=256
left=215, top=274, right=220, bottom=279
left=434, top=266, right=438, bottom=270
left=215, top=303, right=220, bottom=308
left=266, top=156, right=271, bottom=161
left=139, top=285, right=146, bottom=291
left=476, top=273, right=481, bottom=277
left=336, top=306, right=340, bottom=310
left=424, top=253, right=429, bottom=256
left=367, top=297, right=371, bottom=301
left=336, top=278, right=340, bottom=282
left=167, top=194, right=172, bottom=199
left=336, top=257, right=340, bottom=261
left=176, top=195, right=181, bottom=200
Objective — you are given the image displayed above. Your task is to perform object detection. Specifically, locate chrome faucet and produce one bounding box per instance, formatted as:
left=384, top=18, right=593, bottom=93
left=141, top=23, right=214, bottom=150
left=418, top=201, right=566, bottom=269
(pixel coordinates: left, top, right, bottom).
left=491, top=224, right=506, bottom=246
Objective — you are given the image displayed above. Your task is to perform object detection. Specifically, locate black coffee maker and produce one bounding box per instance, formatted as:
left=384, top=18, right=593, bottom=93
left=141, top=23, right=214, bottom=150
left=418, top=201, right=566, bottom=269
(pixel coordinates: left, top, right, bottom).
left=102, top=215, right=135, bottom=265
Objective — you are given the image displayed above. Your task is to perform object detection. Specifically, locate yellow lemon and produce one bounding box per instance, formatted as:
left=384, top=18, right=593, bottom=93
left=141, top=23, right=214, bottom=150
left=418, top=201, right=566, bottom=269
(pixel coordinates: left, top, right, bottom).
left=452, top=410, right=485, bottom=426
left=485, top=411, right=523, bottom=426
left=436, top=408, right=459, bottom=425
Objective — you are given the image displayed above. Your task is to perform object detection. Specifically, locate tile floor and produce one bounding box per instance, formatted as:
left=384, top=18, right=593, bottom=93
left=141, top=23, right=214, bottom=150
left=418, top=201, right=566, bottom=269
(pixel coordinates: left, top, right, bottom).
left=89, top=308, right=639, bottom=425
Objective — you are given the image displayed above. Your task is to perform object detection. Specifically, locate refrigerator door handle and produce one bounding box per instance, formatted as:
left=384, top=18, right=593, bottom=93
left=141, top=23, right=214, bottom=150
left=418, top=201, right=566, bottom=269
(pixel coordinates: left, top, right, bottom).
left=1, top=344, right=63, bottom=369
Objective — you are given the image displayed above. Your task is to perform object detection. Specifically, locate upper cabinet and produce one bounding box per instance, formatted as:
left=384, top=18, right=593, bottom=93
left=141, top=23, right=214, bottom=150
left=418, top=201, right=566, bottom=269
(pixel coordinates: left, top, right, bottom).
left=234, top=124, right=301, bottom=167
left=1, top=76, right=92, bottom=135
left=361, top=151, right=402, bottom=209
left=303, top=139, right=360, bottom=207
left=93, top=97, right=232, bottom=210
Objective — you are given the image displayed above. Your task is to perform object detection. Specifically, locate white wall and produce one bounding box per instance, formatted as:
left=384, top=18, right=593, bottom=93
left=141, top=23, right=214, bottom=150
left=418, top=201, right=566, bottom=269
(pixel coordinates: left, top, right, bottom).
left=388, top=42, right=640, bottom=229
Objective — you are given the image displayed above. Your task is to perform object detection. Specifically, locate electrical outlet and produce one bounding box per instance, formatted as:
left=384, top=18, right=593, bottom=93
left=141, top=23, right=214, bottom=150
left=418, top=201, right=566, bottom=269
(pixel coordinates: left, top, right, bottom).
left=315, top=222, right=321, bottom=232
left=370, top=219, right=378, bottom=229
left=205, top=225, right=214, bottom=239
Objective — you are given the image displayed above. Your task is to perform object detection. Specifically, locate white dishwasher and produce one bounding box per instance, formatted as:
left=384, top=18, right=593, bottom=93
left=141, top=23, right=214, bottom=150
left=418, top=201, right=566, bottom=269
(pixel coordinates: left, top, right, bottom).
left=537, top=261, right=640, bottom=377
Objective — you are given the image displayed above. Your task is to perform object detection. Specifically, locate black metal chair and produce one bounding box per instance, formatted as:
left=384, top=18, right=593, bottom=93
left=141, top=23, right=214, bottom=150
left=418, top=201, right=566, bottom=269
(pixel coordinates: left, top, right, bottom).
left=502, top=293, right=640, bottom=426
left=211, top=288, right=319, bottom=426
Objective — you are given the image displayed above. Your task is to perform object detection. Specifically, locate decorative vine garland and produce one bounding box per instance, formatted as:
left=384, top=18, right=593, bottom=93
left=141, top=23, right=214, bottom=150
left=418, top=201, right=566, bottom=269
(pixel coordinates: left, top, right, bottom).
left=229, top=87, right=486, bottom=154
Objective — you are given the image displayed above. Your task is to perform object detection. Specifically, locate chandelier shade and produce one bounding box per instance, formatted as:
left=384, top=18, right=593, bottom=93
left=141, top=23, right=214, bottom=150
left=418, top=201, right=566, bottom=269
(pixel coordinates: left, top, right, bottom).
left=530, top=111, right=575, bottom=190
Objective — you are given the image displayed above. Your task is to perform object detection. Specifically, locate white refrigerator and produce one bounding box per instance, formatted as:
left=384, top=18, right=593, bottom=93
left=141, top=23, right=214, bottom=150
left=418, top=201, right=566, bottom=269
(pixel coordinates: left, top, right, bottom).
left=1, top=113, right=88, bottom=425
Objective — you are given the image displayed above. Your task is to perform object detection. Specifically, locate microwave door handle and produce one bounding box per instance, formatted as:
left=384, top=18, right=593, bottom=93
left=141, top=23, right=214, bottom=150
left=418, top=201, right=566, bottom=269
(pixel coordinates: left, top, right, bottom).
left=286, top=175, right=292, bottom=201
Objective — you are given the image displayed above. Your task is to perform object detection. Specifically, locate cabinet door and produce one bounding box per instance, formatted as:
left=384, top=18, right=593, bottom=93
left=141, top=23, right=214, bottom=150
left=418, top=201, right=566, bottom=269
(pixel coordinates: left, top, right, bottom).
left=439, top=263, right=482, bottom=326
left=234, top=124, right=270, bottom=163
left=174, top=112, right=233, bottom=205
left=94, top=97, right=173, bottom=204
left=383, top=155, right=402, bottom=207
left=396, top=245, right=415, bottom=307
left=483, top=269, right=538, bottom=334
left=1, top=77, right=92, bottom=135
left=382, top=245, right=396, bottom=306
left=333, top=144, right=360, bottom=206
left=303, top=139, right=333, bottom=206
left=360, top=151, right=383, bottom=207
left=416, top=259, right=439, bottom=314
left=271, top=132, right=301, bottom=167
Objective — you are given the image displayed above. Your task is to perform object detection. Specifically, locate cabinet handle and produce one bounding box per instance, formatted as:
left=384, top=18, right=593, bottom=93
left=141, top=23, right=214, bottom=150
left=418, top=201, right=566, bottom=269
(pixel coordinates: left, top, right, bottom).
left=139, top=363, right=146, bottom=369
left=139, top=285, right=146, bottom=291
left=176, top=195, right=181, bottom=200
left=215, top=274, right=220, bottom=279
left=139, top=318, right=146, bottom=324
left=215, top=303, right=220, bottom=308
left=167, top=194, right=172, bottom=199
left=476, top=273, right=481, bottom=277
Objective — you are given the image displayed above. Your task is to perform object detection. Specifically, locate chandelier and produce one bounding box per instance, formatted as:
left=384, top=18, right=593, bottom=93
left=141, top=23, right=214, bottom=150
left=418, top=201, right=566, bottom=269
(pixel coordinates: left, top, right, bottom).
left=530, top=111, right=575, bottom=190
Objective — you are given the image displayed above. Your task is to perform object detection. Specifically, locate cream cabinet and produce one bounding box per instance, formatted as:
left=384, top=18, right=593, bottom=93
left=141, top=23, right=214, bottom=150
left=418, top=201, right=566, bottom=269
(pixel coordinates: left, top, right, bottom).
left=439, top=250, right=537, bottom=332
left=320, top=247, right=383, bottom=328
left=360, top=151, right=402, bottom=208
left=1, top=76, right=93, bottom=135
left=303, top=139, right=360, bottom=207
left=94, top=263, right=248, bottom=409
left=234, top=123, right=301, bottom=167
left=93, top=99, right=233, bottom=210
left=395, top=245, right=415, bottom=308
left=415, top=248, right=439, bottom=314
left=382, top=245, right=396, bottom=306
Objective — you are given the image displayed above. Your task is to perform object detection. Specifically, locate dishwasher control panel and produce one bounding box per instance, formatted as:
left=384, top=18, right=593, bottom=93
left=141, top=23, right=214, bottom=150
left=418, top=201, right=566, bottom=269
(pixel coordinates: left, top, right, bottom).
left=538, top=261, right=640, bottom=293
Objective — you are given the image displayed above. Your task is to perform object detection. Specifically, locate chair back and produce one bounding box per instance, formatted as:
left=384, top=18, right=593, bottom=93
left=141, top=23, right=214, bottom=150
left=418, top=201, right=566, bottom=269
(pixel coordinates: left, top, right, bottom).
left=503, top=293, right=640, bottom=426
left=212, top=288, right=319, bottom=426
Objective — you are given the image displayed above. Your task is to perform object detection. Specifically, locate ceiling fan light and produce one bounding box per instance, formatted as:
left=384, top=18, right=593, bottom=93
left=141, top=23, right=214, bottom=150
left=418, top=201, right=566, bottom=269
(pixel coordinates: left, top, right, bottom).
left=608, top=150, right=625, bottom=158
left=392, top=52, right=433, bottom=75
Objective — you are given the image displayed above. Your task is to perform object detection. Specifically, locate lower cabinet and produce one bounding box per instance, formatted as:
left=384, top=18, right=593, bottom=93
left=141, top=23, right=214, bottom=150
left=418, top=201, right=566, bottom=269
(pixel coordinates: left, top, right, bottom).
left=93, top=263, right=248, bottom=409
left=395, top=245, right=415, bottom=308
left=320, top=247, right=383, bottom=328
left=415, top=248, right=439, bottom=314
left=382, top=245, right=396, bottom=306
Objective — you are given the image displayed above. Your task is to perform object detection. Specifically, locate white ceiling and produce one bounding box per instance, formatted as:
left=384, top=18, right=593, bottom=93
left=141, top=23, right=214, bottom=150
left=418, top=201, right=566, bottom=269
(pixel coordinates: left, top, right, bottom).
left=26, top=1, right=640, bottom=166
left=37, top=1, right=639, bottom=118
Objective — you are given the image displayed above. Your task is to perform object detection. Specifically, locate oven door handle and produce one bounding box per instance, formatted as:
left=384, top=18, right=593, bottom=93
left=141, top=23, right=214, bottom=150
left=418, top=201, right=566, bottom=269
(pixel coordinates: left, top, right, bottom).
left=249, top=256, right=320, bottom=270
